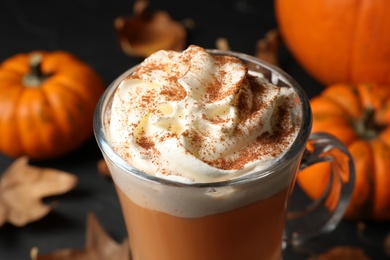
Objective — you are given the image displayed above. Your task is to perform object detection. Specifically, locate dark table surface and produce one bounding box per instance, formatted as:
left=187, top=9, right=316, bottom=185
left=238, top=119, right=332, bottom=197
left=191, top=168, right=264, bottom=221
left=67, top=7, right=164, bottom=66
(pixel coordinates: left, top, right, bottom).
left=0, top=0, right=389, bottom=259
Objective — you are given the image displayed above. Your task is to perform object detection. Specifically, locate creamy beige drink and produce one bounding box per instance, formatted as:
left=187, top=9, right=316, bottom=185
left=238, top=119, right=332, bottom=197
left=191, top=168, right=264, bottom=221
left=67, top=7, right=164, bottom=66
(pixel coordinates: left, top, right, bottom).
left=96, top=45, right=355, bottom=260
left=105, top=45, right=301, bottom=259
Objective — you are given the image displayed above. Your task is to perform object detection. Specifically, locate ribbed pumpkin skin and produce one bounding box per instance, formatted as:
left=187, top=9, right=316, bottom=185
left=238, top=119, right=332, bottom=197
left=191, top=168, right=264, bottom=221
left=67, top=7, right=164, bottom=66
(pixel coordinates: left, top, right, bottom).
left=275, top=0, right=390, bottom=86
left=0, top=51, right=105, bottom=160
left=298, top=83, right=390, bottom=220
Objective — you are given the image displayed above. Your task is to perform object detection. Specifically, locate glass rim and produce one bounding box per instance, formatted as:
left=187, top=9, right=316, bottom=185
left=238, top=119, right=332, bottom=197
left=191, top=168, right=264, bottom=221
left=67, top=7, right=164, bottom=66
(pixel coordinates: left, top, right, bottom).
left=93, top=49, right=312, bottom=188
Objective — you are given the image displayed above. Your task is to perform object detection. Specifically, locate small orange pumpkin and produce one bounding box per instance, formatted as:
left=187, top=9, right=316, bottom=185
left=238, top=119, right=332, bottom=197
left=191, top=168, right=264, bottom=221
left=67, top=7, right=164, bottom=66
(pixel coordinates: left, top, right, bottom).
left=298, top=83, right=390, bottom=220
left=275, top=0, right=390, bottom=86
left=0, top=51, right=105, bottom=160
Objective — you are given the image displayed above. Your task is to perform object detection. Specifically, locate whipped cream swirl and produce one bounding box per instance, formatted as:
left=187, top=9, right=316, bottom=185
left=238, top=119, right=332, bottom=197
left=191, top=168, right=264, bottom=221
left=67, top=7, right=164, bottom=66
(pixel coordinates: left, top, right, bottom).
left=109, top=45, right=299, bottom=183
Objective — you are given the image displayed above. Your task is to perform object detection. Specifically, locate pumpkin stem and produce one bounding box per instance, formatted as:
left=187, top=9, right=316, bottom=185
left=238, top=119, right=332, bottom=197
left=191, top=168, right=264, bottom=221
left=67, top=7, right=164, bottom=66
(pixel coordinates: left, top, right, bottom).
left=355, top=106, right=383, bottom=139
left=22, top=54, right=49, bottom=87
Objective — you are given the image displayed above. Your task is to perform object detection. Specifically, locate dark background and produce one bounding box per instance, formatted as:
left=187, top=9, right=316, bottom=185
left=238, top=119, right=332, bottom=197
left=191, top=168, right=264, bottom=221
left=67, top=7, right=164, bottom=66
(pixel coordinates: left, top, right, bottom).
left=0, top=0, right=389, bottom=259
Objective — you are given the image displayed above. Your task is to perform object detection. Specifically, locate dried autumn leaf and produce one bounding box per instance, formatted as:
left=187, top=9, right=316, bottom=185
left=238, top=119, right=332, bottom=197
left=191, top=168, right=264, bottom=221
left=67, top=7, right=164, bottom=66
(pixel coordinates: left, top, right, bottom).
left=356, top=221, right=377, bottom=246
left=34, top=213, right=130, bottom=260
left=215, top=37, right=231, bottom=51
left=97, top=159, right=110, bottom=177
left=114, top=0, right=186, bottom=57
left=384, top=231, right=390, bottom=257
left=0, top=156, right=78, bottom=227
left=308, top=246, right=371, bottom=260
left=255, top=28, right=281, bottom=66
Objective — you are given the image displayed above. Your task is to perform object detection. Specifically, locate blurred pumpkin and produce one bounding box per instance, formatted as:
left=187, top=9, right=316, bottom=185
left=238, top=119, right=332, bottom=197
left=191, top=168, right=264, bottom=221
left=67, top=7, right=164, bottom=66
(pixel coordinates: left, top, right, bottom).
left=0, top=51, right=105, bottom=160
left=275, top=0, right=390, bottom=86
left=298, top=83, right=390, bottom=220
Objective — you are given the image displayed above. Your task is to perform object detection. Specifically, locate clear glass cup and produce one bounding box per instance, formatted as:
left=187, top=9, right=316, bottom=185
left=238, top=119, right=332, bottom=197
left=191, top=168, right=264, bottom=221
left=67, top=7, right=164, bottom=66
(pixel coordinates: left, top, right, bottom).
left=94, top=49, right=355, bottom=260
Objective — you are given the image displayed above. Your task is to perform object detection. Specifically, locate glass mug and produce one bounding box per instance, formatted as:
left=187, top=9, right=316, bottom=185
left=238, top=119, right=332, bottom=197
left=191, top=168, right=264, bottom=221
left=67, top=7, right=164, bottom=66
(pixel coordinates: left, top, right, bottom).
left=94, top=50, right=355, bottom=260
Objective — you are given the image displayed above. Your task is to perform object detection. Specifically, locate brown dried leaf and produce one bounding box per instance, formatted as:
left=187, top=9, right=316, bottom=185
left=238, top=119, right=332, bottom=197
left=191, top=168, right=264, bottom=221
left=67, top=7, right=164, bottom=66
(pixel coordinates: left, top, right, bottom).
left=356, top=221, right=376, bottom=246
left=181, top=18, right=196, bottom=31
left=114, top=0, right=186, bottom=58
left=97, top=159, right=110, bottom=177
left=215, top=37, right=231, bottom=51
left=384, top=232, right=390, bottom=257
left=34, top=213, right=130, bottom=260
left=308, top=246, right=371, bottom=260
left=0, top=157, right=78, bottom=227
left=133, top=0, right=149, bottom=16
left=255, top=28, right=281, bottom=66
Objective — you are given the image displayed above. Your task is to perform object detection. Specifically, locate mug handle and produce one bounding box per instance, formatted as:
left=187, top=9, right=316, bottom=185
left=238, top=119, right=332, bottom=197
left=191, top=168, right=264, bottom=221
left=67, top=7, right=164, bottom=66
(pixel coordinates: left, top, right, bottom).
left=285, top=132, right=355, bottom=247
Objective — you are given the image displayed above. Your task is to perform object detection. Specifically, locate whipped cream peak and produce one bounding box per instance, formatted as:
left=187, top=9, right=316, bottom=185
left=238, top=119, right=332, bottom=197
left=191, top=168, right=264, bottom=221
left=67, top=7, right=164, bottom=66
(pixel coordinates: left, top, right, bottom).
left=109, top=45, right=300, bottom=183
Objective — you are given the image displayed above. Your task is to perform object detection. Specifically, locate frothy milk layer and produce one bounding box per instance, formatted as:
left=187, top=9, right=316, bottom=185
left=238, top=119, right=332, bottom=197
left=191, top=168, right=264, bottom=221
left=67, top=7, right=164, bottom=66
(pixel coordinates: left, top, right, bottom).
left=106, top=45, right=301, bottom=217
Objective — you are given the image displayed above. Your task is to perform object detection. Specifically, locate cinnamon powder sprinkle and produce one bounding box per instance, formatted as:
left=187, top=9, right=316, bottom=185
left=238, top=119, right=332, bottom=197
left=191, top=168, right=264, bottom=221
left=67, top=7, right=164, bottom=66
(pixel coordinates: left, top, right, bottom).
left=136, top=136, right=155, bottom=150
left=205, top=56, right=246, bottom=103
left=112, top=46, right=299, bottom=175
left=203, top=89, right=296, bottom=170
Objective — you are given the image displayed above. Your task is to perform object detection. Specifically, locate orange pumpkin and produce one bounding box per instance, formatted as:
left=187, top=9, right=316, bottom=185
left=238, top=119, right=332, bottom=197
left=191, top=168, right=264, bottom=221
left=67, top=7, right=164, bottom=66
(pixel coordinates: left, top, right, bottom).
left=0, top=51, right=105, bottom=160
left=298, top=83, right=390, bottom=220
left=275, top=0, right=390, bottom=86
